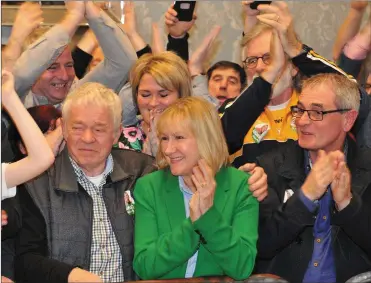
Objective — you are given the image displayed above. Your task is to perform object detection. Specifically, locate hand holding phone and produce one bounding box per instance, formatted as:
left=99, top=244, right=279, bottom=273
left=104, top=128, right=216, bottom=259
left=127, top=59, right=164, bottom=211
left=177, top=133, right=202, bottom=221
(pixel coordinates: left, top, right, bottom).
left=173, top=1, right=196, bottom=22
left=250, top=1, right=272, bottom=10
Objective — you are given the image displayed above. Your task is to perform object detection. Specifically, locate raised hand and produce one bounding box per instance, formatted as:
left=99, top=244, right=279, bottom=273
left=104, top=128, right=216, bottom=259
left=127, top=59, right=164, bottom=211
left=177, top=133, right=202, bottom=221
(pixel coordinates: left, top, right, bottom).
left=188, top=26, right=221, bottom=76
left=46, top=118, right=65, bottom=157
left=12, top=2, right=43, bottom=42
left=240, top=163, right=268, bottom=202
left=165, top=3, right=197, bottom=38
left=350, top=0, right=369, bottom=12
left=256, top=1, right=302, bottom=58
left=151, top=23, right=165, bottom=54
left=1, top=70, right=17, bottom=105
left=301, top=150, right=344, bottom=201
left=190, top=159, right=216, bottom=215
left=65, top=0, right=85, bottom=19
left=241, top=1, right=260, bottom=35
left=260, top=29, right=285, bottom=87
left=331, top=161, right=352, bottom=211
left=121, top=1, right=137, bottom=36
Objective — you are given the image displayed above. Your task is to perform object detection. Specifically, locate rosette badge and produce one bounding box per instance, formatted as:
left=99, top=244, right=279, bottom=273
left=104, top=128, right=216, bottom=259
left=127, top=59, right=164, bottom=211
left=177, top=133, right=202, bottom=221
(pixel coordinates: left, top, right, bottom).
left=124, top=190, right=135, bottom=215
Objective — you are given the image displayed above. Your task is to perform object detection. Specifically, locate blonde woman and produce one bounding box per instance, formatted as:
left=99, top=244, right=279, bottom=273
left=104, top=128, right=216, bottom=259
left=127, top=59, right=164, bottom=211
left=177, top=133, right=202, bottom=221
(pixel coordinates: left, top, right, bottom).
left=133, top=97, right=258, bottom=280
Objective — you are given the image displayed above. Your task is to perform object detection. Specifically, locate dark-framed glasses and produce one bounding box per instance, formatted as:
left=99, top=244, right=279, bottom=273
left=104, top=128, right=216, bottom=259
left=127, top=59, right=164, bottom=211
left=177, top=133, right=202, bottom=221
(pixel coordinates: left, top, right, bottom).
left=242, top=53, right=271, bottom=69
left=290, top=106, right=351, bottom=121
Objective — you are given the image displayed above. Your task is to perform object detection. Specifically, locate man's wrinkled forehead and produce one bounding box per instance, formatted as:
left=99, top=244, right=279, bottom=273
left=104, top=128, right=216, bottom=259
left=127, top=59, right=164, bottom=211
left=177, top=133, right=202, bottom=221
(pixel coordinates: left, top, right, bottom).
left=245, top=30, right=272, bottom=57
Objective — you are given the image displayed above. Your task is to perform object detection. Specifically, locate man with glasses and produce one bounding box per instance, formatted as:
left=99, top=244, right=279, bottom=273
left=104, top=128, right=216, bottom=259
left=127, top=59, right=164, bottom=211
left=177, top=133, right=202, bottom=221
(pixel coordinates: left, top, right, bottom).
left=221, top=1, right=370, bottom=168
left=254, top=72, right=371, bottom=282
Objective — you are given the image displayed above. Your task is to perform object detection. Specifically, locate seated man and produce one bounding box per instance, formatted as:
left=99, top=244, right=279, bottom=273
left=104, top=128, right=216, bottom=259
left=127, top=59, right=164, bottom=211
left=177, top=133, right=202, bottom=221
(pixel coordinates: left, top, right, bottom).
left=255, top=73, right=371, bottom=282
left=15, top=82, right=156, bottom=283
left=12, top=1, right=136, bottom=109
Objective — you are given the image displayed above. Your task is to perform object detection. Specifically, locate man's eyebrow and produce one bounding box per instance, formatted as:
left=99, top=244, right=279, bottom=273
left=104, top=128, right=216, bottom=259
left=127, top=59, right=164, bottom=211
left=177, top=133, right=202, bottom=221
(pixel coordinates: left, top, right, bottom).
left=311, top=103, right=324, bottom=109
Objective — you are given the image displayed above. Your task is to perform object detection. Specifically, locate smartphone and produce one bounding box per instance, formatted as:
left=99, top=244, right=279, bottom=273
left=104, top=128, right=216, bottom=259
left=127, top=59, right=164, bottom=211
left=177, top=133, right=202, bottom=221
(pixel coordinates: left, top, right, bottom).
left=250, top=1, right=272, bottom=10
left=173, top=1, right=197, bottom=22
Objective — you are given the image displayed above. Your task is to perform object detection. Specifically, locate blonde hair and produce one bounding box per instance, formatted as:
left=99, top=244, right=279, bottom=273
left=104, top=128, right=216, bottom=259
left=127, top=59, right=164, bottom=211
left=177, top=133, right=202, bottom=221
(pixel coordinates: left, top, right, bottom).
left=241, top=22, right=273, bottom=48
left=301, top=73, right=360, bottom=111
left=156, top=97, right=229, bottom=174
left=62, top=82, right=122, bottom=131
left=130, top=51, right=192, bottom=106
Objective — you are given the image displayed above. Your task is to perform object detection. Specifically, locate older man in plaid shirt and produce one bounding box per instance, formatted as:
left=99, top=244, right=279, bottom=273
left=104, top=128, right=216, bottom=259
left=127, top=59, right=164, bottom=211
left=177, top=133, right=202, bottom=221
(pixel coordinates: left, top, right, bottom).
left=14, top=82, right=156, bottom=283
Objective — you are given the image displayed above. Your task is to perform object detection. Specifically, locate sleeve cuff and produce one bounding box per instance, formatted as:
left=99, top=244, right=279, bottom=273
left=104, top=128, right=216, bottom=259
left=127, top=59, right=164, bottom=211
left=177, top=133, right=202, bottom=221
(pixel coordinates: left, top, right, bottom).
left=298, top=189, right=318, bottom=213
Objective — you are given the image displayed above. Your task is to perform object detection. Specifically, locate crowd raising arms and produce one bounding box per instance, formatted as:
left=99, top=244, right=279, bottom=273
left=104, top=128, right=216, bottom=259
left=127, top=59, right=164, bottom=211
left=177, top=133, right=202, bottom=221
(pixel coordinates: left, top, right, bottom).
left=1, top=1, right=371, bottom=282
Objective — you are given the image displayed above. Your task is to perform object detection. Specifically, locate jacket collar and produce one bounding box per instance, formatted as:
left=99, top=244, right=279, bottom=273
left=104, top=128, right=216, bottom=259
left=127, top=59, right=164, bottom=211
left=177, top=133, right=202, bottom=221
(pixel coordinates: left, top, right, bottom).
left=51, top=147, right=131, bottom=192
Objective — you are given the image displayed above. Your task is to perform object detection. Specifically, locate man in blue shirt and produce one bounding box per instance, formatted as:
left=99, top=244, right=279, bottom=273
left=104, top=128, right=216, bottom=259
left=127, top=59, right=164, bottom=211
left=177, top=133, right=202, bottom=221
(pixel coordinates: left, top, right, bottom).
left=254, top=72, right=371, bottom=282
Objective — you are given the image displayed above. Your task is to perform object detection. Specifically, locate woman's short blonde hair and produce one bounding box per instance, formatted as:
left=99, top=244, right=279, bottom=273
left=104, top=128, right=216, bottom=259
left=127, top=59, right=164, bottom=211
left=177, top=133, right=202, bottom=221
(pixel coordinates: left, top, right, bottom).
left=62, top=82, right=122, bottom=132
left=130, top=51, right=192, bottom=106
left=156, top=97, right=229, bottom=174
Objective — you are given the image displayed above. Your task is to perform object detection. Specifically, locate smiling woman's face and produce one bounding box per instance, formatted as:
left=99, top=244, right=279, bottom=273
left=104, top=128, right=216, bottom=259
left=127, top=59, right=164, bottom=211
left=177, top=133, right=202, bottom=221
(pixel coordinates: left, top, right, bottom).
left=137, top=74, right=179, bottom=126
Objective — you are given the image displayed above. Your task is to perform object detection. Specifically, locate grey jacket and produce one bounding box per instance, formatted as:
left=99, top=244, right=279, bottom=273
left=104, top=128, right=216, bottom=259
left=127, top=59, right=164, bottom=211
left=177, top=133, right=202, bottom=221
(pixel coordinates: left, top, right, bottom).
left=15, top=148, right=156, bottom=283
left=13, top=10, right=137, bottom=108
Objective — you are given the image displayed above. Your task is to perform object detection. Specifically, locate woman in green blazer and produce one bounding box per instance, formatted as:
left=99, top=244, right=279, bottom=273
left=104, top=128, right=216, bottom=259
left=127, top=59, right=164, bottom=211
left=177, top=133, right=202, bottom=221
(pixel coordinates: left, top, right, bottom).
left=133, top=97, right=259, bottom=280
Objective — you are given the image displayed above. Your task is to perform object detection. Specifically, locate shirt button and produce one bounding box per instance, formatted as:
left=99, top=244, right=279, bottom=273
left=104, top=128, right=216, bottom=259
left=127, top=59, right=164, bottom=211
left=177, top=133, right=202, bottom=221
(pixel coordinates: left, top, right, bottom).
left=99, top=272, right=103, bottom=276
left=100, top=218, right=103, bottom=222
left=314, top=262, right=319, bottom=267
left=101, top=245, right=105, bottom=249
left=316, top=238, right=321, bottom=243
left=323, top=216, right=327, bottom=220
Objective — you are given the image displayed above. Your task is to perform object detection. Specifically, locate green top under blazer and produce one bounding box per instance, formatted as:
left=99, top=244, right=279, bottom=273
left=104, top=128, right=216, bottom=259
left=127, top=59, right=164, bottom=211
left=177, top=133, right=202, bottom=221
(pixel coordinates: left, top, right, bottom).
left=133, top=166, right=259, bottom=280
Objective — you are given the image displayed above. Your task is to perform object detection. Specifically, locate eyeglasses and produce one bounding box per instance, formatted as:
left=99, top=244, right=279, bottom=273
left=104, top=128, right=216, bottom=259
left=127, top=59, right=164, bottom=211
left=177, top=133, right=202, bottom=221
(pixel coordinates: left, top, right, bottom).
left=290, top=106, right=351, bottom=121
left=242, top=53, right=271, bottom=69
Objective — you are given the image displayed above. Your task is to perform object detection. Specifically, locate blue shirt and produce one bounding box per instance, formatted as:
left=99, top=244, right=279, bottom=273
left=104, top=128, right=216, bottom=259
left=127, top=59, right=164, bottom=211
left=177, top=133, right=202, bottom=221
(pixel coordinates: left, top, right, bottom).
left=299, top=152, right=336, bottom=283
left=178, top=177, right=199, bottom=278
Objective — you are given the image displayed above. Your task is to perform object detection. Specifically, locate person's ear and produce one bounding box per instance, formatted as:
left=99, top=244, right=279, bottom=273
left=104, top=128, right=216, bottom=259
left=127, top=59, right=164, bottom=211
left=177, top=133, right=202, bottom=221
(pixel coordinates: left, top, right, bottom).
left=113, top=125, right=122, bottom=144
left=343, top=110, right=358, bottom=132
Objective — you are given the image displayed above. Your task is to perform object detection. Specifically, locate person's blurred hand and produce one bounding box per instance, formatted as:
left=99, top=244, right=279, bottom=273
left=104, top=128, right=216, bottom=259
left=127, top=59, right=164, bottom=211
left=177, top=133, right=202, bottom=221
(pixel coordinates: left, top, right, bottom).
left=239, top=163, right=268, bottom=202
left=2, top=210, right=8, bottom=227
left=12, top=2, right=43, bottom=42
left=1, top=70, right=17, bottom=106
left=151, top=23, right=165, bottom=54
left=121, top=1, right=138, bottom=36
left=165, top=3, right=197, bottom=38
left=46, top=118, right=65, bottom=157
left=350, top=0, right=369, bottom=12
left=65, top=0, right=85, bottom=19
left=241, top=1, right=260, bottom=17
left=257, top=1, right=302, bottom=58
left=188, top=26, right=221, bottom=76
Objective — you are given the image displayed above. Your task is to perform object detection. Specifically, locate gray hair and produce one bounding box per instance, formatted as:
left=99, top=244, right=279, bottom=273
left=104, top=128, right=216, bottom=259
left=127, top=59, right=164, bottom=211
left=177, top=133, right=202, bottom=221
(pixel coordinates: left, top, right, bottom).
left=62, top=82, right=122, bottom=131
left=301, top=73, right=360, bottom=111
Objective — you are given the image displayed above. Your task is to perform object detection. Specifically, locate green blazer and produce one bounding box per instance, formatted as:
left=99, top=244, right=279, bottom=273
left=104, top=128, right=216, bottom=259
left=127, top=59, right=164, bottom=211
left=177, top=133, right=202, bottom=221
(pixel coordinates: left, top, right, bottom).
left=133, top=166, right=258, bottom=280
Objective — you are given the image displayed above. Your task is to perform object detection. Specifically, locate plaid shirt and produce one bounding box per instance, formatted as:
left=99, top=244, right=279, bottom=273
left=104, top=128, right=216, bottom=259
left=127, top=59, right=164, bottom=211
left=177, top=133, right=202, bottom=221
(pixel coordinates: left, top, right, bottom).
left=70, top=155, right=124, bottom=282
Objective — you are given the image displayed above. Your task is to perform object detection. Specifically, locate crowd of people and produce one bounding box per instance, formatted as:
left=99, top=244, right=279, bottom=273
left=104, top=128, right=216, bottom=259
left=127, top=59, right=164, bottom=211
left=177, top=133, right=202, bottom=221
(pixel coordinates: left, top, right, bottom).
left=1, top=1, right=371, bottom=283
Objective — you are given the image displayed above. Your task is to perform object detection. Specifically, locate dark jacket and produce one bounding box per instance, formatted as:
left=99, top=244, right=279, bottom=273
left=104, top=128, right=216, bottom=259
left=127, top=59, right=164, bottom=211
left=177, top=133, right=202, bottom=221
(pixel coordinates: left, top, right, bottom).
left=15, top=147, right=156, bottom=283
left=254, top=138, right=371, bottom=282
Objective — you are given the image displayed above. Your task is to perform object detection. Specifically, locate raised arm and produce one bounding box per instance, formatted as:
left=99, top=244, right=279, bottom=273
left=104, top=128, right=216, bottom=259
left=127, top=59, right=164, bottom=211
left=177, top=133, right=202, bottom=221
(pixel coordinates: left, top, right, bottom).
left=76, top=1, right=137, bottom=93
left=164, top=3, right=196, bottom=61
left=332, top=1, right=369, bottom=62
left=2, top=2, right=43, bottom=73
left=13, top=2, right=85, bottom=98
left=221, top=30, right=285, bottom=154
left=1, top=70, right=54, bottom=194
